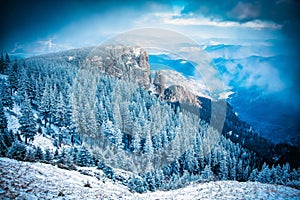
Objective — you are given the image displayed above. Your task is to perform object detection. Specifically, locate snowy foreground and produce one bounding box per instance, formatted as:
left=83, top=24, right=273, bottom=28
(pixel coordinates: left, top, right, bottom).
left=1, top=158, right=299, bottom=200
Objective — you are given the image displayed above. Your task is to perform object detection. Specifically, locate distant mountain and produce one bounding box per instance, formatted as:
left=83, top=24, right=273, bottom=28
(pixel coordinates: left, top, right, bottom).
left=212, top=55, right=300, bottom=145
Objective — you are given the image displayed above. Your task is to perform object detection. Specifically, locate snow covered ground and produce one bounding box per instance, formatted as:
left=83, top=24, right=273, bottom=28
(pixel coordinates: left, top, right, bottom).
left=1, top=157, right=299, bottom=200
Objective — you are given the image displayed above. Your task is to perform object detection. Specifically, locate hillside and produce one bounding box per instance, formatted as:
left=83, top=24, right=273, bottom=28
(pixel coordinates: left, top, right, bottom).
left=1, top=157, right=299, bottom=200
left=0, top=45, right=300, bottom=198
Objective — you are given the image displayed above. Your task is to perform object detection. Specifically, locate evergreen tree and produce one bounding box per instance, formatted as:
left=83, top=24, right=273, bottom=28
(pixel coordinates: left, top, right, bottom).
left=54, top=148, right=59, bottom=159
left=7, top=61, right=18, bottom=95
left=39, top=84, right=51, bottom=127
left=0, top=79, right=13, bottom=109
left=243, top=165, right=250, bottom=181
left=0, top=98, right=15, bottom=156
left=77, top=146, right=94, bottom=167
left=201, top=165, right=214, bottom=181
left=7, top=141, right=27, bottom=161
left=219, top=154, right=228, bottom=180
left=144, top=172, right=156, bottom=191
left=1, top=53, right=10, bottom=74
left=35, top=146, right=44, bottom=161
left=281, top=163, right=290, bottom=183
left=44, top=148, right=53, bottom=162
left=236, top=159, right=244, bottom=181
left=257, top=163, right=271, bottom=183
left=184, top=149, right=198, bottom=174
left=25, top=147, right=36, bottom=162
left=128, top=175, right=147, bottom=193
left=0, top=99, right=7, bottom=130
left=144, top=131, right=153, bottom=156
left=229, top=157, right=237, bottom=180
left=54, top=92, right=65, bottom=127
left=249, top=168, right=258, bottom=181
left=171, top=160, right=181, bottom=175
left=0, top=129, right=14, bottom=156
left=19, top=93, right=36, bottom=144
left=132, top=129, right=141, bottom=153
left=154, top=170, right=164, bottom=189
left=57, top=147, right=68, bottom=164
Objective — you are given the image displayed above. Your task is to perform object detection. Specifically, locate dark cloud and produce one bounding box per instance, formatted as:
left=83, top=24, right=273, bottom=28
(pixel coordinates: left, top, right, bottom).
left=0, top=0, right=144, bottom=51
left=1, top=0, right=299, bottom=52
left=181, top=0, right=300, bottom=23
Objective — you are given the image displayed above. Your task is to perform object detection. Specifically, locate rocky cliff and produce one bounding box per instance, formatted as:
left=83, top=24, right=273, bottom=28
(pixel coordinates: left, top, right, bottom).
left=87, top=45, right=151, bottom=89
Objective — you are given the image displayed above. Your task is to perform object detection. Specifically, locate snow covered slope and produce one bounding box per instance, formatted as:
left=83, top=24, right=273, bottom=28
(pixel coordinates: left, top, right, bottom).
left=1, top=158, right=299, bottom=200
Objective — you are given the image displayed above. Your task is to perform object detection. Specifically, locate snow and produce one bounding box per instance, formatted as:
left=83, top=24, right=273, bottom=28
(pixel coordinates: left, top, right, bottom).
left=180, top=60, right=187, bottom=64
left=0, top=74, right=8, bottom=80
left=1, top=158, right=299, bottom=200
left=31, top=134, right=56, bottom=152
left=133, top=48, right=141, bottom=57
left=68, top=56, right=75, bottom=61
left=218, top=90, right=234, bottom=99
left=5, top=103, right=21, bottom=133
left=158, top=69, right=211, bottom=99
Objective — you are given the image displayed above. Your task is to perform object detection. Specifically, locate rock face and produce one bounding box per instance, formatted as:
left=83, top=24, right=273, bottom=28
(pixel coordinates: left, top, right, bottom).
left=87, top=45, right=151, bottom=89
left=164, top=85, right=200, bottom=107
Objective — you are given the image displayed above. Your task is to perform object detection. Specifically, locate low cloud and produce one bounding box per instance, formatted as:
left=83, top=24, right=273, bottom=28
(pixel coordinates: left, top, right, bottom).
left=164, top=17, right=282, bottom=30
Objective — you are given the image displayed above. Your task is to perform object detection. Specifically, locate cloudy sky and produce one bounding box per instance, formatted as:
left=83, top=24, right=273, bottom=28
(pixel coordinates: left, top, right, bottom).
left=0, top=0, right=299, bottom=55
left=0, top=0, right=299, bottom=141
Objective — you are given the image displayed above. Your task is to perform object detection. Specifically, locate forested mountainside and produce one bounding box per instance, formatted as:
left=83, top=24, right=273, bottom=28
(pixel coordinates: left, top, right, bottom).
left=0, top=46, right=299, bottom=196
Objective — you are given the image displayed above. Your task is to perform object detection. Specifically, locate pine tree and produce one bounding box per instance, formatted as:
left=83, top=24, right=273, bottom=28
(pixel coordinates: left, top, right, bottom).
left=201, top=165, right=214, bottom=181
left=144, top=131, right=153, bottom=156
left=0, top=99, right=7, bottom=130
left=171, top=160, right=181, bottom=175
left=39, top=84, right=51, bottom=127
left=257, top=163, right=271, bottom=183
left=132, top=128, right=141, bottom=153
left=77, top=146, right=94, bottom=167
left=49, top=84, right=58, bottom=123
left=229, top=157, right=237, bottom=180
left=57, top=147, right=68, bottom=164
left=154, top=170, right=164, bottom=189
left=128, top=175, right=147, bottom=193
left=35, top=146, right=44, bottom=161
left=54, top=92, right=65, bottom=127
left=0, top=98, right=15, bottom=156
left=281, top=163, right=290, bottom=183
left=25, top=147, right=36, bottom=162
left=145, top=172, right=156, bottom=191
left=2, top=53, right=10, bottom=74
left=184, top=149, right=198, bottom=174
left=0, top=79, right=13, bottom=109
left=8, top=61, right=18, bottom=95
left=249, top=168, right=258, bottom=181
left=236, top=159, right=243, bottom=181
left=44, top=148, right=53, bottom=162
left=54, top=148, right=59, bottom=159
left=7, top=141, right=27, bottom=161
left=243, top=165, right=250, bottom=181
left=19, top=93, right=36, bottom=144
left=219, top=154, right=228, bottom=180
left=0, top=129, right=15, bottom=156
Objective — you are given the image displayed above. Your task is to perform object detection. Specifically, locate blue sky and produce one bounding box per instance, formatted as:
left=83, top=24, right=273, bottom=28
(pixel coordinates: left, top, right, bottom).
left=0, top=0, right=299, bottom=56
